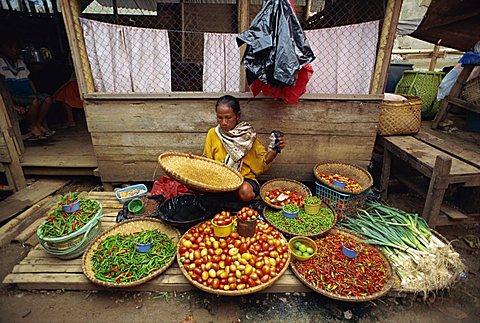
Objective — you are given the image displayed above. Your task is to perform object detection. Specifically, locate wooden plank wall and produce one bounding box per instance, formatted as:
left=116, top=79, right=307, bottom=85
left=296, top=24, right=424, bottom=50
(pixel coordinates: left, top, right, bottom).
left=85, top=98, right=381, bottom=183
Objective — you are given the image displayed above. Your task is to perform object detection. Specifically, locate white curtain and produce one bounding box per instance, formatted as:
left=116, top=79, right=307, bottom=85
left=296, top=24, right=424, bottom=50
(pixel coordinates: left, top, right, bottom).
left=203, top=33, right=240, bottom=92
left=80, top=18, right=171, bottom=93
left=305, top=20, right=380, bottom=94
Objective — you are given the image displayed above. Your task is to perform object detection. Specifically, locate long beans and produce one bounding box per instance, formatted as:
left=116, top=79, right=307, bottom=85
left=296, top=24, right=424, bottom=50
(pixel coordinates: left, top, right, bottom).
left=91, top=229, right=176, bottom=284
left=40, top=200, right=100, bottom=238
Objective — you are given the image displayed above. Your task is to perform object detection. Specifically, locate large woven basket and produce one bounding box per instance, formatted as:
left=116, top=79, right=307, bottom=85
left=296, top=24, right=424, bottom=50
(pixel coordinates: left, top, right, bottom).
left=290, top=227, right=395, bottom=302
left=158, top=152, right=243, bottom=193
left=314, top=163, right=373, bottom=195
left=260, top=178, right=312, bottom=210
left=176, top=220, right=291, bottom=296
left=378, top=95, right=422, bottom=136
left=462, top=77, right=480, bottom=106
left=82, top=218, right=180, bottom=288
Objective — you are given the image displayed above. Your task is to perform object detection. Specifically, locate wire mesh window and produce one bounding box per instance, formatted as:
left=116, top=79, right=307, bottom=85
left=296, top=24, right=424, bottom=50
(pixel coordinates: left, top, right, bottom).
left=79, top=0, right=386, bottom=94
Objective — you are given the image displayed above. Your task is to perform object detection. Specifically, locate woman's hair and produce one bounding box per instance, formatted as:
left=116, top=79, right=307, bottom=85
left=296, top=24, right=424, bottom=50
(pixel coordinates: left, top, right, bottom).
left=215, top=95, right=241, bottom=115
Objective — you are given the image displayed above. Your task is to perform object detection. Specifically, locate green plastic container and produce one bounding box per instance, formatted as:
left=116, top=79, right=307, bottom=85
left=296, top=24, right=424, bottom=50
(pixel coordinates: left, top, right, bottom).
left=395, top=70, right=444, bottom=120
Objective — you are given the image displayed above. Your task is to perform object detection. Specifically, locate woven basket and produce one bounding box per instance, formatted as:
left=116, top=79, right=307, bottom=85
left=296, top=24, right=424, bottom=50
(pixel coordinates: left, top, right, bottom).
left=462, top=77, right=480, bottom=106
left=290, top=227, right=394, bottom=302
left=82, top=218, right=180, bottom=288
left=378, top=95, right=422, bottom=136
left=176, top=220, right=291, bottom=296
left=313, top=163, right=373, bottom=195
left=158, top=152, right=243, bottom=193
left=260, top=178, right=312, bottom=210
left=263, top=203, right=336, bottom=238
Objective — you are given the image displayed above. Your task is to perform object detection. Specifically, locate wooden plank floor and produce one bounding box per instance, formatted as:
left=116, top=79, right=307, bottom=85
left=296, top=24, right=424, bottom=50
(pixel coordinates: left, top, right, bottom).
left=20, top=124, right=97, bottom=175
left=3, top=191, right=310, bottom=293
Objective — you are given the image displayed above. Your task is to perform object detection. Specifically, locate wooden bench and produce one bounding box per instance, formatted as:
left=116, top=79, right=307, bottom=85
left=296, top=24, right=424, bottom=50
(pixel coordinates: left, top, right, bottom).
left=380, top=135, right=480, bottom=228
left=2, top=191, right=309, bottom=293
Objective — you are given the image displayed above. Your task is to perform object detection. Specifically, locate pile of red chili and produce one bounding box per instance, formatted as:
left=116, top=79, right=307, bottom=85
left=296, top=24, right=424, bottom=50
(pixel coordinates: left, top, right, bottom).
left=292, top=231, right=391, bottom=297
left=317, top=173, right=362, bottom=193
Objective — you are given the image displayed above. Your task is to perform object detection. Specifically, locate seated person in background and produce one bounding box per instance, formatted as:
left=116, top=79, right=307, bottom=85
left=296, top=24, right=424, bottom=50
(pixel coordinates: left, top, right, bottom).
left=0, top=37, right=54, bottom=139
left=53, top=77, right=83, bottom=128
left=203, top=95, right=286, bottom=202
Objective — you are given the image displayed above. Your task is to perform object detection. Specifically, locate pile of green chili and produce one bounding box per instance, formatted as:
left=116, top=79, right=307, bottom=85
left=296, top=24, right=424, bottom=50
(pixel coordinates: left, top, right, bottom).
left=91, top=229, right=176, bottom=284
left=40, top=200, right=100, bottom=238
left=264, top=207, right=335, bottom=235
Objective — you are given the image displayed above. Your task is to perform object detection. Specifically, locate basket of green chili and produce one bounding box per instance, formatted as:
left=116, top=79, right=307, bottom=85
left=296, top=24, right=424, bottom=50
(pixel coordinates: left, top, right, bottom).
left=82, top=218, right=180, bottom=287
left=37, top=198, right=103, bottom=259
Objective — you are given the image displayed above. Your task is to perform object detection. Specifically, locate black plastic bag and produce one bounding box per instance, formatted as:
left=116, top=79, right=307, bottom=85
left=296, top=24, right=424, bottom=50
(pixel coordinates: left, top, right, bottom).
left=236, top=0, right=315, bottom=88
left=116, top=194, right=165, bottom=223
left=157, top=194, right=210, bottom=229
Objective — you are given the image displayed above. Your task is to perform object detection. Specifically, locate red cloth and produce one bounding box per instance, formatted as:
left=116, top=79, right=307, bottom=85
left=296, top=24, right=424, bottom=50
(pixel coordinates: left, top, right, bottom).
left=150, top=176, right=191, bottom=199
left=249, top=64, right=314, bottom=105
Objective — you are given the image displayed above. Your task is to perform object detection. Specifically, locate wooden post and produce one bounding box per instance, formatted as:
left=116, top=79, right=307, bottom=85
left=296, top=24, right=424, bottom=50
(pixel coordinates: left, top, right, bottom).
left=304, top=0, right=312, bottom=21
left=380, top=145, right=392, bottom=200
left=60, top=0, right=95, bottom=95
left=0, top=94, right=26, bottom=191
left=428, top=42, right=441, bottom=71
left=370, top=0, right=403, bottom=94
left=422, top=156, right=451, bottom=228
left=238, top=0, right=250, bottom=92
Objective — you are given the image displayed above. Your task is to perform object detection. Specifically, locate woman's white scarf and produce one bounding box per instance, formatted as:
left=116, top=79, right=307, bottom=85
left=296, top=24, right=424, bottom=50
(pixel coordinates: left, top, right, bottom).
left=215, top=122, right=256, bottom=171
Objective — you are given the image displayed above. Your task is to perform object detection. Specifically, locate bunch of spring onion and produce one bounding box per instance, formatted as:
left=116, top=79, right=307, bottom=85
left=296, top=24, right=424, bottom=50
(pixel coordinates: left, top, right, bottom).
left=339, top=201, right=465, bottom=294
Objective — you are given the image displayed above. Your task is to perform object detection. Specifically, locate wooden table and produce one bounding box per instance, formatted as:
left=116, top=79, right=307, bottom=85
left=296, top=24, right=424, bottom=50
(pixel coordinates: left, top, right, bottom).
left=2, top=191, right=309, bottom=293
left=380, top=135, right=480, bottom=227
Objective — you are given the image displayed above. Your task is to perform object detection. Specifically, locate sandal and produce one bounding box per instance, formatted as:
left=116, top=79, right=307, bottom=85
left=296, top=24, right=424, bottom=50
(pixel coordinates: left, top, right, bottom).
left=27, top=134, right=48, bottom=141
left=43, top=129, right=56, bottom=137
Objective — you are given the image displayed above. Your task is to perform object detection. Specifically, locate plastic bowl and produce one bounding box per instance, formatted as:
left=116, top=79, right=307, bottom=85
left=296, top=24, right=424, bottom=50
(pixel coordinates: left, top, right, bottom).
left=63, top=200, right=80, bottom=214
left=288, top=236, right=317, bottom=261
left=136, top=241, right=153, bottom=253
left=128, top=198, right=145, bottom=214
left=115, top=184, right=148, bottom=203
left=283, top=204, right=299, bottom=219
left=342, top=243, right=363, bottom=259
left=211, top=219, right=232, bottom=237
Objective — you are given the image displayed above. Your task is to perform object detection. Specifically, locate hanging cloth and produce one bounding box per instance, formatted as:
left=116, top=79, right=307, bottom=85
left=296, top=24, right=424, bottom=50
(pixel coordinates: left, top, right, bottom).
left=203, top=33, right=240, bottom=92
left=214, top=122, right=256, bottom=171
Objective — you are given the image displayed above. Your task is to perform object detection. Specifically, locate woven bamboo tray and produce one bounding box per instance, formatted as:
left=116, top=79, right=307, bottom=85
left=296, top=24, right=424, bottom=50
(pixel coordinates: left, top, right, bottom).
left=158, top=152, right=243, bottom=193
left=176, top=219, right=291, bottom=296
left=263, top=203, right=336, bottom=239
left=313, top=163, right=373, bottom=195
left=260, top=178, right=312, bottom=210
left=290, top=227, right=394, bottom=302
left=82, top=218, right=180, bottom=288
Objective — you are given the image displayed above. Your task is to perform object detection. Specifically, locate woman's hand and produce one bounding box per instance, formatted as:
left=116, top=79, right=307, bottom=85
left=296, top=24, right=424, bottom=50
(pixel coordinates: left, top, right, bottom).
left=277, top=134, right=286, bottom=151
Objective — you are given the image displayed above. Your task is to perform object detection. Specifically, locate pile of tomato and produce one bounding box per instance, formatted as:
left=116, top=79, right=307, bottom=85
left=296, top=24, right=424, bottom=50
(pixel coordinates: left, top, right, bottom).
left=212, top=211, right=233, bottom=226
left=237, top=207, right=258, bottom=221
left=264, top=188, right=305, bottom=207
left=178, top=219, right=290, bottom=292
left=317, top=173, right=362, bottom=193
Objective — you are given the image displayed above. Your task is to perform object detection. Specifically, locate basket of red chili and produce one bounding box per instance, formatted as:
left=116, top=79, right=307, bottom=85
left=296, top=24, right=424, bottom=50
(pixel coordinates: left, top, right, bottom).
left=290, top=228, right=394, bottom=302
left=314, top=163, right=373, bottom=195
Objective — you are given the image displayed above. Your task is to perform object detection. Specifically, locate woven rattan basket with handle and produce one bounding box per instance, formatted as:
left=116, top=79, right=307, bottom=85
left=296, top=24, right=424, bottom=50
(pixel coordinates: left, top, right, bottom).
left=260, top=178, right=312, bottom=210
left=378, top=95, right=422, bottom=136
left=158, top=152, right=243, bottom=193
left=314, top=162, right=373, bottom=195
left=82, top=218, right=180, bottom=288
left=462, top=77, right=480, bottom=106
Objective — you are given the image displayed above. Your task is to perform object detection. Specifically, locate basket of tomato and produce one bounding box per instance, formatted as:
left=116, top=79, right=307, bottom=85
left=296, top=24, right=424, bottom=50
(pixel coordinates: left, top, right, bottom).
left=177, top=219, right=291, bottom=295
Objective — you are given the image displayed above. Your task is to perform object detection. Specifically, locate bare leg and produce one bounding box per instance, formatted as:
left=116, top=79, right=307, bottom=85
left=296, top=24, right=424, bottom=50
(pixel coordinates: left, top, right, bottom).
left=37, top=97, right=52, bottom=132
left=64, top=103, right=76, bottom=126
left=26, top=99, right=44, bottom=136
left=236, top=182, right=256, bottom=202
